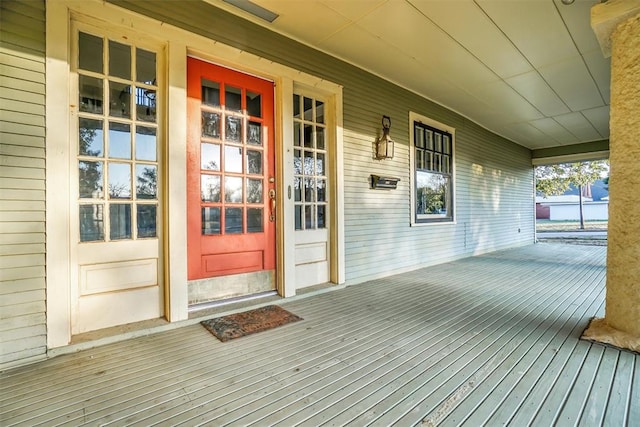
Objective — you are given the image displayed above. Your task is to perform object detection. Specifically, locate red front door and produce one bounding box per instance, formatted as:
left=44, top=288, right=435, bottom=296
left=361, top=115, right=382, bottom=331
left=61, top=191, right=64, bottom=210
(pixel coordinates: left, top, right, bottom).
left=187, top=58, right=275, bottom=282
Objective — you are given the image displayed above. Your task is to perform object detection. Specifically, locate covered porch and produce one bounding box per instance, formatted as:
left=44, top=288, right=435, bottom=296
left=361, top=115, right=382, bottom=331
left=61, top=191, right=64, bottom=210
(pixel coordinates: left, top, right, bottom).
left=2, top=242, right=637, bottom=426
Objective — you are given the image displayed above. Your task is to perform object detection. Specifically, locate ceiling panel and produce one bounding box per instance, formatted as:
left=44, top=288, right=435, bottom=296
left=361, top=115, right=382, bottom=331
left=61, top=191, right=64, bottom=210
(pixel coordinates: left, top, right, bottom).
left=318, top=23, right=419, bottom=81
left=467, top=80, right=544, bottom=123
left=582, top=106, right=610, bottom=138
left=554, top=111, right=603, bottom=141
left=506, top=71, right=570, bottom=117
left=476, top=0, right=579, bottom=68
left=251, top=0, right=349, bottom=44
left=410, top=0, right=533, bottom=79
left=504, top=122, right=555, bottom=149
left=530, top=117, right=579, bottom=145
left=538, top=56, right=605, bottom=111
left=582, top=49, right=611, bottom=103
left=323, top=0, right=387, bottom=21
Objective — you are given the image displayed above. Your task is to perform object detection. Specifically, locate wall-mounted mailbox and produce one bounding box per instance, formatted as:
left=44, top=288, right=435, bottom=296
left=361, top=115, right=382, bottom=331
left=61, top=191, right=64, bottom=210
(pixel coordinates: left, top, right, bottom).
left=371, top=175, right=400, bottom=190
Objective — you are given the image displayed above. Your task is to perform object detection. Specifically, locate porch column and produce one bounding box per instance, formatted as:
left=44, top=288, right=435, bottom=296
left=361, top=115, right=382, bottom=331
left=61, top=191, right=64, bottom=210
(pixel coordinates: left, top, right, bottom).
left=583, top=1, right=640, bottom=352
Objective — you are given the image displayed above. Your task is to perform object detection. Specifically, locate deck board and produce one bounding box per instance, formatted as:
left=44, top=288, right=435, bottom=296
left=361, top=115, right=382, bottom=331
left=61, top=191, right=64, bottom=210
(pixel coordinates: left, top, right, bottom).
left=1, top=243, right=638, bottom=427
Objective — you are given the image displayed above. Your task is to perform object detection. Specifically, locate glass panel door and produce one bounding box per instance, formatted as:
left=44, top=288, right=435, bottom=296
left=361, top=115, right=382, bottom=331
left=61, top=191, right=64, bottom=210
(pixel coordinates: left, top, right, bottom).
left=187, top=58, right=276, bottom=283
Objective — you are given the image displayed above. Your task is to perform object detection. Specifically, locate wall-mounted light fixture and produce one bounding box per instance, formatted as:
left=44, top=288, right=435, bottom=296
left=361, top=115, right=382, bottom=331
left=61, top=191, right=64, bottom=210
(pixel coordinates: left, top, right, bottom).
left=375, top=115, right=394, bottom=159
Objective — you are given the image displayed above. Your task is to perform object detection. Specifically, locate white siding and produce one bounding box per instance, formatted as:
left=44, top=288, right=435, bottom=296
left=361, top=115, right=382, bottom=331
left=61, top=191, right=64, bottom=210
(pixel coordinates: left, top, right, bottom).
left=0, top=0, right=47, bottom=367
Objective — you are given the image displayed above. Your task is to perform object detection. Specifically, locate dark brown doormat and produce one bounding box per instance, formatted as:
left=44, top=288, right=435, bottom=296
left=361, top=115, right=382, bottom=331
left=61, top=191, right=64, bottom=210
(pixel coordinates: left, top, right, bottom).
left=201, top=305, right=303, bottom=342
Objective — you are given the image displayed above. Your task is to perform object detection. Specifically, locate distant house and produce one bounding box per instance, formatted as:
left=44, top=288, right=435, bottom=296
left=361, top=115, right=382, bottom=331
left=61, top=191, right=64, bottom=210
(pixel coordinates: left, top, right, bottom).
left=536, top=180, right=609, bottom=220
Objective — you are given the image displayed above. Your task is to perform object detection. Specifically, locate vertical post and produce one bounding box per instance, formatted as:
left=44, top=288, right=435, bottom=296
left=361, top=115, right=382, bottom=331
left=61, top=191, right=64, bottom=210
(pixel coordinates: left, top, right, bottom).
left=584, top=3, right=640, bottom=352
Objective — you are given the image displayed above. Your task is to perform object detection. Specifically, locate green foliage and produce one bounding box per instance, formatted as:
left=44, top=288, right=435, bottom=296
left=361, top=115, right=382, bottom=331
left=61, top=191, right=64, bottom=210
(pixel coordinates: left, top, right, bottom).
left=535, top=161, right=608, bottom=197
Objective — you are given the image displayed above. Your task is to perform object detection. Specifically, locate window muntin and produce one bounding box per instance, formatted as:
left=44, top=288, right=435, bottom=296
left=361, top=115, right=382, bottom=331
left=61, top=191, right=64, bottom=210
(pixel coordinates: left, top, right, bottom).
left=76, top=30, right=159, bottom=242
left=413, top=121, right=454, bottom=223
left=292, top=94, right=327, bottom=230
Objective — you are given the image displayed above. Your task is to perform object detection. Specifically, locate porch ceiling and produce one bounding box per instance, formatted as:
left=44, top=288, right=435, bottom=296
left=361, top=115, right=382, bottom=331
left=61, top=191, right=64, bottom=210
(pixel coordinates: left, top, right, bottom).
left=211, top=0, right=610, bottom=151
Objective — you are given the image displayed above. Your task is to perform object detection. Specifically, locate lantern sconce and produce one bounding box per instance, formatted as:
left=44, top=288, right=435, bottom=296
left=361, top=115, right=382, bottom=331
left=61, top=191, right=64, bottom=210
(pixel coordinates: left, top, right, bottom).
left=375, top=115, right=395, bottom=160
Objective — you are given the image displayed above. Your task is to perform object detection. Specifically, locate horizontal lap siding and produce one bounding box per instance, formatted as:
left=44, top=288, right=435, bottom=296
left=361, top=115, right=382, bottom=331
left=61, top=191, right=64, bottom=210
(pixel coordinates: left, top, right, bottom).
left=0, top=0, right=47, bottom=367
left=108, top=0, right=534, bottom=285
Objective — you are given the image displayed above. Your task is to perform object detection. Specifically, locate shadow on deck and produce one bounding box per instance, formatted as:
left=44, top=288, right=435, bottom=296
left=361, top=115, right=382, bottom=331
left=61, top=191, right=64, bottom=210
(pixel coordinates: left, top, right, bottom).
left=1, top=243, right=638, bottom=426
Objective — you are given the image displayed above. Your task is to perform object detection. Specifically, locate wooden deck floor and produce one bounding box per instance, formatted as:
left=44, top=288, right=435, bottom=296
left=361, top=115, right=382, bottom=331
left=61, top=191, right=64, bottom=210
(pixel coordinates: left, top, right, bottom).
left=1, top=243, right=638, bottom=426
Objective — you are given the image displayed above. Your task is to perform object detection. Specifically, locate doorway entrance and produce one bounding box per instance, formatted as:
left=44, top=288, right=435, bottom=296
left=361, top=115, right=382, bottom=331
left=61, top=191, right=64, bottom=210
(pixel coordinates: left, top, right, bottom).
left=186, top=58, right=276, bottom=302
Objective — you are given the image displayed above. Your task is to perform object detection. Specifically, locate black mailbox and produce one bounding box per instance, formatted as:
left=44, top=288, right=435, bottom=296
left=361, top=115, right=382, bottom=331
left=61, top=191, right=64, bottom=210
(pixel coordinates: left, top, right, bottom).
left=371, top=175, right=400, bottom=190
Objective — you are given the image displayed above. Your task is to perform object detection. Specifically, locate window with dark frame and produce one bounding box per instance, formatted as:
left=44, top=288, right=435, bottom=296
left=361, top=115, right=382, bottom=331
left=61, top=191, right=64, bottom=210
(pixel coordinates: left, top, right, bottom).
left=414, top=121, right=453, bottom=223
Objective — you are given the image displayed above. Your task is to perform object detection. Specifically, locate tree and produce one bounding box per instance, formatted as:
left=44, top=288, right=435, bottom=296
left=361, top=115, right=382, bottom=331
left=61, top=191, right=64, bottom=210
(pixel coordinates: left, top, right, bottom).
left=535, top=161, right=608, bottom=229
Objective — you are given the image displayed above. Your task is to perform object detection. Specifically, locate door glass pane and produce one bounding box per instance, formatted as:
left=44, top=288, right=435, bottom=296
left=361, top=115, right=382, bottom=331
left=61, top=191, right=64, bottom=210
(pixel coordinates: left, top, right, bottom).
left=304, top=151, right=314, bottom=175
left=109, top=81, right=131, bottom=118
left=79, top=75, right=103, bottom=114
left=294, top=122, right=301, bottom=147
left=110, top=204, right=132, bottom=240
left=317, top=152, right=325, bottom=176
left=304, top=124, right=313, bottom=148
left=304, top=178, right=315, bottom=202
left=109, top=122, right=131, bottom=159
left=293, top=149, right=302, bottom=174
left=136, top=165, right=157, bottom=199
left=79, top=204, right=104, bottom=242
left=202, top=207, right=221, bottom=235
left=303, top=97, right=313, bottom=121
left=79, top=161, right=103, bottom=199
left=225, top=86, right=242, bottom=111
left=225, top=146, right=243, bottom=173
left=109, top=163, right=131, bottom=199
left=294, top=177, right=302, bottom=202
left=247, top=208, right=263, bottom=233
left=295, top=205, right=302, bottom=230
left=246, top=91, right=261, bottom=117
left=305, top=205, right=313, bottom=229
left=224, top=177, right=243, bottom=203
left=317, top=205, right=326, bottom=229
left=225, top=207, right=243, bottom=234
left=246, top=179, right=262, bottom=204
left=316, top=127, right=325, bottom=150
left=136, top=88, right=156, bottom=123
left=317, top=178, right=326, bottom=202
left=315, top=100, right=324, bottom=123
left=135, top=126, right=157, bottom=161
left=247, top=122, right=262, bottom=145
left=109, top=40, right=131, bottom=79
left=202, top=112, right=221, bottom=139
left=246, top=150, right=262, bottom=174
left=202, top=79, right=220, bottom=106
left=201, top=143, right=221, bottom=171
left=79, top=32, right=103, bottom=73
left=201, top=175, right=220, bottom=202
left=293, top=94, right=300, bottom=119
left=136, top=48, right=156, bottom=84
left=137, top=204, right=157, bottom=238
left=79, top=118, right=103, bottom=157
left=225, top=116, right=242, bottom=142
